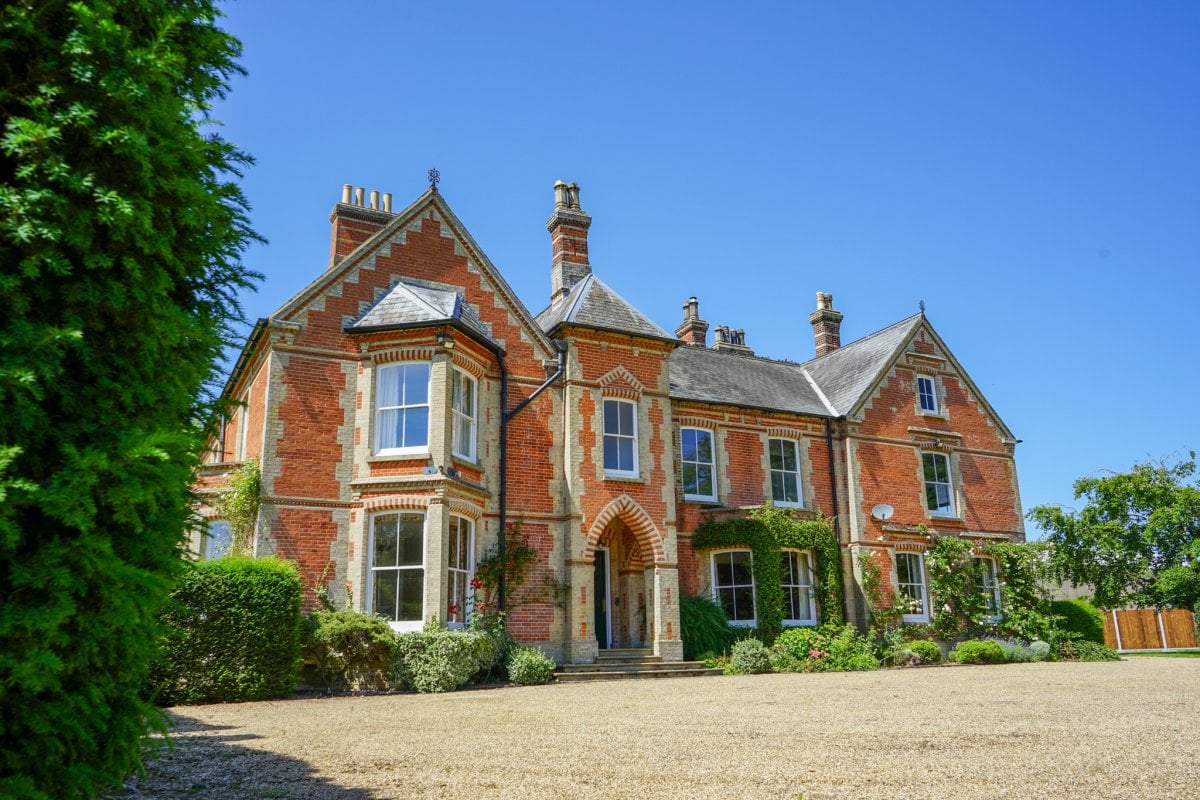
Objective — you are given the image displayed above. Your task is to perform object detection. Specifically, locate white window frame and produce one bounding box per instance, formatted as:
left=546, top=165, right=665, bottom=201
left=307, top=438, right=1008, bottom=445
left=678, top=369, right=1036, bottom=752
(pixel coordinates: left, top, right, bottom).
left=896, top=552, right=930, bottom=623
left=711, top=549, right=756, bottom=627
left=602, top=398, right=639, bottom=478
left=782, top=549, right=817, bottom=626
left=975, top=556, right=1002, bottom=623
left=450, top=369, right=478, bottom=462
left=922, top=451, right=956, bottom=517
left=916, top=375, right=939, bottom=414
left=374, top=362, right=432, bottom=456
left=235, top=402, right=249, bottom=461
left=447, top=515, right=474, bottom=627
left=204, top=519, right=232, bottom=560
left=681, top=427, right=718, bottom=502
left=368, top=511, right=426, bottom=632
left=768, top=438, right=804, bottom=508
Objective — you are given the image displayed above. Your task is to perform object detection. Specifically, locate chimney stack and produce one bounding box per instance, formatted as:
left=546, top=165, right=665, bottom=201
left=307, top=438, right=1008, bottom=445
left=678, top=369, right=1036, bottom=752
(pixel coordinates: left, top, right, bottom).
left=808, top=292, right=843, bottom=357
left=675, top=297, right=709, bottom=346
left=547, top=180, right=592, bottom=304
left=711, top=325, right=753, bottom=355
left=329, top=183, right=396, bottom=265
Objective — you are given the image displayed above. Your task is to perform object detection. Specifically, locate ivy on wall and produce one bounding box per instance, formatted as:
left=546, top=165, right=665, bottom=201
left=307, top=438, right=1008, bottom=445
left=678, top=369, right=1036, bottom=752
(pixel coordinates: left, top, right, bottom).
left=692, top=506, right=843, bottom=643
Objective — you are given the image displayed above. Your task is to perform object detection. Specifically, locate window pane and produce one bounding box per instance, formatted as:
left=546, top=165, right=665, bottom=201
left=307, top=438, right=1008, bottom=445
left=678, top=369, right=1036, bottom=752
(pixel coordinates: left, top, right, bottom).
left=682, top=429, right=697, bottom=462
left=617, top=438, right=634, bottom=472
left=769, top=439, right=784, bottom=471
left=604, top=400, right=619, bottom=434
left=398, top=569, right=424, bottom=621
left=781, top=440, right=797, bottom=471
left=377, top=365, right=401, bottom=407
left=717, top=587, right=736, bottom=619
left=604, top=437, right=620, bottom=470
left=403, top=407, right=429, bottom=448
left=682, top=463, right=698, bottom=496
left=373, top=570, right=398, bottom=621
left=373, top=514, right=399, bottom=567
left=404, top=363, right=429, bottom=406
left=397, top=514, right=423, bottom=566
left=377, top=409, right=401, bottom=451
left=781, top=473, right=799, bottom=503
left=730, top=552, right=752, bottom=583
left=782, top=552, right=798, bottom=584
left=695, top=465, right=713, bottom=497
left=771, top=472, right=786, bottom=502
left=695, top=430, right=712, bottom=462
left=926, top=483, right=941, bottom=511
left=449, top=520, right=460, bottom=569
left=206, top=521, right=232, bottom=559
left=732, top=587, right=755, bottom=621
left=935, top=484, right=952, bottom=511
left=715, top=553, right=734, bottom=586
left=618, top=401, right=634, bottom=435
left=897, top=553, right=912, bottom=584
left=461, top=376, right=474, bottom=417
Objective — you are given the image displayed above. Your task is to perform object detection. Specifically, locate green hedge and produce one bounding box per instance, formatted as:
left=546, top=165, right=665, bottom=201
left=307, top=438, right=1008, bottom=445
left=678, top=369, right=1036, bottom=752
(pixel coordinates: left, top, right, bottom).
left=1049, top=599, right=1106, bottom=645
left=692, top=506, right=842, bottom=643
left=392, top=624, right=500, bottom=693
left=303, top=610, right=397, bottom=691
left=150, top=557, right=302, bottom=705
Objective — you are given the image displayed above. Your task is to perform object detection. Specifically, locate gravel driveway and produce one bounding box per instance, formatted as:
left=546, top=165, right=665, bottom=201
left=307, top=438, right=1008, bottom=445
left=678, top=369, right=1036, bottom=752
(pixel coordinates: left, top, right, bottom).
left=115, top=658, right=1198, bottom=799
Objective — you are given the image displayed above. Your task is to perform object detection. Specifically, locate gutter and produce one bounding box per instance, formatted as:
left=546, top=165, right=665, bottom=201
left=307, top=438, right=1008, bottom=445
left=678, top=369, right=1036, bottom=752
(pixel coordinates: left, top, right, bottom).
left=497, top=341, right=568, bottom=610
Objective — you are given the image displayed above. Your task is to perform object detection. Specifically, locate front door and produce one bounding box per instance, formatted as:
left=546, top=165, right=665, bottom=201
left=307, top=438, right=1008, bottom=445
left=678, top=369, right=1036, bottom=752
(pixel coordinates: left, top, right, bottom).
left=594, top=548, right=610, bottom=649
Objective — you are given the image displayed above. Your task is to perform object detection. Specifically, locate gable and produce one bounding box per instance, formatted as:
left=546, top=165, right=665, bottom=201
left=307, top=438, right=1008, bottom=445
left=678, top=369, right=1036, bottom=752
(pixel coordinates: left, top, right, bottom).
left=271, top=189, right=555, bottom=365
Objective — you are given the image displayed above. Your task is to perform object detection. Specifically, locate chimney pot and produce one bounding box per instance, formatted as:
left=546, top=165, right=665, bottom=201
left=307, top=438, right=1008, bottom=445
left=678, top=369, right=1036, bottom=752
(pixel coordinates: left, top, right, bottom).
left=354, top=187, right=365, bottom=206
left=675, top=296, right=708, bottom=346
left=341, top=184, right=352, bottom=204
left=383, top=192, right=392, bottom=213
left=369, top=190, right=379, bottom=210
left=554, top=180, right=569, bottom=209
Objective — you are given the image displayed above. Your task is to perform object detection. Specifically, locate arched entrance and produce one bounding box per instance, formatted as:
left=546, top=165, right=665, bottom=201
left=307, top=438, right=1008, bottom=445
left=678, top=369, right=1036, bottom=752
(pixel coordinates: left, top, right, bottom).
left=593, top=518, right=648, bottom=650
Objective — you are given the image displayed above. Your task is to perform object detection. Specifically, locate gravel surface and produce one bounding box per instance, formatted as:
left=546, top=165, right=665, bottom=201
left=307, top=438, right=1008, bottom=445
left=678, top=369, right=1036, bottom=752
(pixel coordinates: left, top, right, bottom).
left=114, top=658, right=1198, bottom=799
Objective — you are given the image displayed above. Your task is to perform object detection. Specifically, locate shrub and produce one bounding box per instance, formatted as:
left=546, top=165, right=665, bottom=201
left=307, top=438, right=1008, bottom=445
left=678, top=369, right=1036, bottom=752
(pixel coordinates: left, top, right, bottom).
left=392, top=622, right=499, bottom=693
left=1049, top=599, right=1106, bottom=645
left=987, top=637, right=1032, bottom=663
left=507, top=646, right=557, bottom=685
left=1030, top=640, right=1051, bottom=661
left=901, top=639, right=943, bottom=665
left=1054, top=638, right=1121, bottom=662
left=948, top=639, right=1007, bottom=665
left=151, top=557, right=302, bottom=705
left=303, top=611, right=397, bottom=691
left=729, top=637, right=772, bottom=674
left=772, top=624, right=880, bottom=672
left=680, top=593, right=737, bottom=660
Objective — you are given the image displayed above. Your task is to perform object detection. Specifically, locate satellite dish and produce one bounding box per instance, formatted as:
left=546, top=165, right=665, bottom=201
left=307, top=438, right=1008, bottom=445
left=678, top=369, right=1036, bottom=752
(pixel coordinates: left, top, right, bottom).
left=871, top=503, right=895, bottom=521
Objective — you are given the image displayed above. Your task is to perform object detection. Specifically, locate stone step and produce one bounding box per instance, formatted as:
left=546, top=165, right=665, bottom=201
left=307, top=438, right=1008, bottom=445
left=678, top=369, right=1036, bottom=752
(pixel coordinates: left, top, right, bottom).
left=554, top=666, right=724, bottom=682
left=558, top=659, right=697, bottom=673
left=597, top=648, right=653, bottom=658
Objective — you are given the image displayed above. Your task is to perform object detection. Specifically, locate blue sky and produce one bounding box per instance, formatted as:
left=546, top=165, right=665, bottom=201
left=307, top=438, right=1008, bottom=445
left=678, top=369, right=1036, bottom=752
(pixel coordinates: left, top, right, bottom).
left=212, top=2, right=1199, bottom=536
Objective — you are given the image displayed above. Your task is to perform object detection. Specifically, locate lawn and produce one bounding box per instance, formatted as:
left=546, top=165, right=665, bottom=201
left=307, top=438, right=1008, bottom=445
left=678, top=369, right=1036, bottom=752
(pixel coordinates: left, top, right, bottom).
left=111, top=658, right=1199, bottom=800
left=1121, top=648, right=1200, bottom=657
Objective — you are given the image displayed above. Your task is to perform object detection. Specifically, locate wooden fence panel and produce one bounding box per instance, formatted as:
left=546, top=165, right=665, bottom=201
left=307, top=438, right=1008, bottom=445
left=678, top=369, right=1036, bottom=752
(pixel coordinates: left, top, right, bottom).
left=1101, top=608, right=1197, bottom=650
left=1162, top=609, right=1198, bottom=649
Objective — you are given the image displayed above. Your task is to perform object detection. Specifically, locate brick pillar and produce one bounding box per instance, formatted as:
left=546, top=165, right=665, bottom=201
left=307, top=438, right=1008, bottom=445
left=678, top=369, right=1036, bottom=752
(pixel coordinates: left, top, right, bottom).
left=424, top=499, right=449, bottom=625
left=547, top=180, right=593, bottom=304
left=567, top=558, right=600, bottom=664
left=651, top=566, right=684, bottom=662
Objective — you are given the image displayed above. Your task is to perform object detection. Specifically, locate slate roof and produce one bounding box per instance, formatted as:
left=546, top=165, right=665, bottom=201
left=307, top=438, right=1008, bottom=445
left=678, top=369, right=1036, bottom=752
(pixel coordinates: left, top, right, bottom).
left=346, top=278, right=494, bottom=345
left=669, top=346, right=830, bottom=416
left=668, top=313, right=925, bottom=418
left=536, top=274, right=673, bottom=341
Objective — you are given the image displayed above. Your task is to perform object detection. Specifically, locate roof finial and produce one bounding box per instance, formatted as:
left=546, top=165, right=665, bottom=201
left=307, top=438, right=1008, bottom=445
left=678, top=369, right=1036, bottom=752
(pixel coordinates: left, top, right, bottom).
left=919, top=299, right=926, bottom=314
left=427, top=167, right=441, bottom=191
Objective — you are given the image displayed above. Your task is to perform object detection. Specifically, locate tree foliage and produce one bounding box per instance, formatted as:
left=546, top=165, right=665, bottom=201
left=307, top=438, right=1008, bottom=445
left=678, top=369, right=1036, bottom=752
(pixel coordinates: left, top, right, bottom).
left=0, top=3, right=257, bottom=796
left=1029, top=454, right=1200, bottom=610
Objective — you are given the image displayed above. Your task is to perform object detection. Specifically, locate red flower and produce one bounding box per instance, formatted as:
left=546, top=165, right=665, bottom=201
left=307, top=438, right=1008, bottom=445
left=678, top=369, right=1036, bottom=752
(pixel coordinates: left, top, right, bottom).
left=448, top=604, right=460, bottom=616
left=469, top=577, right=483, bottom=589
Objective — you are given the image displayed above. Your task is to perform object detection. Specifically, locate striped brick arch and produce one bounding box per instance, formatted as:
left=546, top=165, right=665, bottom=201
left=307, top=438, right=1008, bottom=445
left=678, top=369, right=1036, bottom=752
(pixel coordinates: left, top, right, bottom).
left=584, top=495, right=665, bottom=563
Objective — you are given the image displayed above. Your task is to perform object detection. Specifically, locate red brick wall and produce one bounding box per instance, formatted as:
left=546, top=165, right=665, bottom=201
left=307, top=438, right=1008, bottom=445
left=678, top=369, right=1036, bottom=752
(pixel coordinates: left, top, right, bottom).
left=274, top=356, right=346, bottom=500
left=271, top=506, right=340, bottom=608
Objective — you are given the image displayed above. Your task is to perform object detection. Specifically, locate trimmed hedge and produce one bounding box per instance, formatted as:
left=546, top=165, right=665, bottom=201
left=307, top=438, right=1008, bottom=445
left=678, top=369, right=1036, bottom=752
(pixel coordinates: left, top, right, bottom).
left=392, top=624, right=499, bottom=693
left=949, top=639, right=1007, bottom=665
left=150, top=557, right=302, bottom=705
left=507, top=646, right=557, bottom=685
left=1049, top=599, right=1106, bottom=645
left=902, top=639, right=943, bottom=665
left=303, top=610, right=397, bottom=691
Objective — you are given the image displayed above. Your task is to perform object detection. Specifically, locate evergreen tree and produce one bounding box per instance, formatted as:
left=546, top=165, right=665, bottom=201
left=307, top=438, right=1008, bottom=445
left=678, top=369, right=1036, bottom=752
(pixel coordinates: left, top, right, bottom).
left=0, top=2, right=258, bottom=796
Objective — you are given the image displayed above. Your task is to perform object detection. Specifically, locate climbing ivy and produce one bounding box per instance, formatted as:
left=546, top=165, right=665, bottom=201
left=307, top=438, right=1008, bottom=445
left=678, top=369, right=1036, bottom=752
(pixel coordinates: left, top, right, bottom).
left=692, top=506, right=842, bottom=643
left=213, top=459, right=261, bottom=556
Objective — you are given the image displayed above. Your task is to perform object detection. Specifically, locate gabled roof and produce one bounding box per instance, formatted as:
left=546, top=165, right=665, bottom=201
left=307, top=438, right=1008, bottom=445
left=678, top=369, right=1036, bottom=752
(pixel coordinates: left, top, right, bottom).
left=536, top=274, right=674, bottom=342
left=271, top=187, right=555, bottom=359
left=669, top=346, right=830, bottom=416
left=798, top=314, right=924, bottom=416
left=345, top=278, right=494, bottom=346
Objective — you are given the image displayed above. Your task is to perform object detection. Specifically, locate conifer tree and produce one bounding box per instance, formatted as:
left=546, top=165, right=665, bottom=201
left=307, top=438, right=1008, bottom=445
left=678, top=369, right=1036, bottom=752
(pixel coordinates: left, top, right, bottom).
left=0, top=3, right=258, bottom=796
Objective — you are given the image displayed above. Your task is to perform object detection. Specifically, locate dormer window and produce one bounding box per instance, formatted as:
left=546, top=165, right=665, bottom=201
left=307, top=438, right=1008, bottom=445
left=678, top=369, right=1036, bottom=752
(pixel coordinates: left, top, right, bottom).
left=917, top=375, right=939, bottom=414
